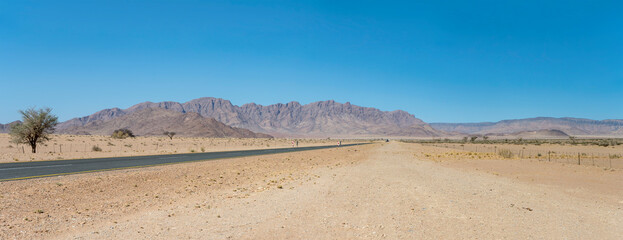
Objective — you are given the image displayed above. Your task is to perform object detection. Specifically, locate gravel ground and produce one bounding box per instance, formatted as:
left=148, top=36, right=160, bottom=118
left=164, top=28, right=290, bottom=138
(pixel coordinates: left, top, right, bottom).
left=1, top=142, right=621, bottom=239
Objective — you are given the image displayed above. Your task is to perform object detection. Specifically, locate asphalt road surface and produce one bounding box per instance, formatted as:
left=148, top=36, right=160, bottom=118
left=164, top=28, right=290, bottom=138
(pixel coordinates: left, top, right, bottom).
left=0, top=143, right=367, bottom=181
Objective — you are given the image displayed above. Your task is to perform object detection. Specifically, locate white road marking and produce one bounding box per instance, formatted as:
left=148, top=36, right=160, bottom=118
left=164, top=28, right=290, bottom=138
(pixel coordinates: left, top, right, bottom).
left=0, top=164, right=73, bottom=171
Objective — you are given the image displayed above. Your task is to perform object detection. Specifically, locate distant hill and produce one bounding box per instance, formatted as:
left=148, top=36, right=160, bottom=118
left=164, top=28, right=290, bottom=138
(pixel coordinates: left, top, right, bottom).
left=0, top=121, right=21, bottom=133
left=484, top=129, right=570, bottom=139
left=58, top=97, right=441, bottom=137
left=431, top=117, right=623, bottom=136
left=60, top=108, right=272, bottom=138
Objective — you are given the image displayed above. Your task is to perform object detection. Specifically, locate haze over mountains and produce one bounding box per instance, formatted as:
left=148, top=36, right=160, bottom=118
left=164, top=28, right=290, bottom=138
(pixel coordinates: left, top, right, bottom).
left=431, top=118, right=623, bottom=137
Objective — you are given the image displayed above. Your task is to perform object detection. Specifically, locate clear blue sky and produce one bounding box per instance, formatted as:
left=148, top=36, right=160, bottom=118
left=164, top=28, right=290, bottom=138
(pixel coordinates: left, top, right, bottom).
left=1, top=0, right=621, bottom=123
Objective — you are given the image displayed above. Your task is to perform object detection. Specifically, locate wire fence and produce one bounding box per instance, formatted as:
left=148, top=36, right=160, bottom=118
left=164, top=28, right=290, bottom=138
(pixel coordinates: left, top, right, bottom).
left=12, top=142, right=277, bottom=155
left=9, top=138, right=359, bottom=156
left=424, top=143, right=622, bottom=169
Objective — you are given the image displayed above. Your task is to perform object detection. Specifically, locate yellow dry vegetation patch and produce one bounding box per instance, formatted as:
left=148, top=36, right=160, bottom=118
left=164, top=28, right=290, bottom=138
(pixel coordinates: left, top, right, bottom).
left=422, top=151, right=501, bottom=162
left=411, top=142, right=623, bottom=169
left=415, top=145, right=504, bottom=162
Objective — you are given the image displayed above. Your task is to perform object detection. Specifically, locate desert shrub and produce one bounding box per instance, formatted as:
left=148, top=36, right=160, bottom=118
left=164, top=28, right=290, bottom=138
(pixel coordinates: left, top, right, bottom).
left=610, top=154, right=621, bottom=159
left=597, top=141, right=610, bottom=147
left=92, top=145, right=102, bottom=152
left=112, top=128, right=135, bottom=139
left=498, top=149, right=514, bottom=159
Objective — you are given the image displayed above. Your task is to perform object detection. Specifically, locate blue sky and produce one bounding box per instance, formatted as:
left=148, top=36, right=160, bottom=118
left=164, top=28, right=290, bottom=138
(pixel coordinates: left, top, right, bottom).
left=1, top=0, right=621, bottom=123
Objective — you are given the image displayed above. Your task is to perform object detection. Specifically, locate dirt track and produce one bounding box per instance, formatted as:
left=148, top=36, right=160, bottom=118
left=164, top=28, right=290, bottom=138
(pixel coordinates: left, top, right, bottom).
left=1, top=142, right=621, bottom=239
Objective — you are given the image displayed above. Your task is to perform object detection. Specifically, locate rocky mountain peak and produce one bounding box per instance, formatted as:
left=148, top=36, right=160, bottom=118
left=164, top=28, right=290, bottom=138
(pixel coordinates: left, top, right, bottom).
left=56, top=97, right=439, bottom=137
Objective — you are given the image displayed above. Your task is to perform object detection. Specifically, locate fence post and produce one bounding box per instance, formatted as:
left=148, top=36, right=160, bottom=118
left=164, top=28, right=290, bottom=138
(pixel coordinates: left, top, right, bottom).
left=548, top=151, right=551, bottom=162
left=577, top=153, right=580, bottom=165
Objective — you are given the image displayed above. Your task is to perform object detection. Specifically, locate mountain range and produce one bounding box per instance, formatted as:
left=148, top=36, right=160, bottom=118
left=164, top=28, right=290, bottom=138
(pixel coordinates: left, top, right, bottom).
left=60, top=108, right=272, bottom=138
left=0, top=121, right=20, bottom=134
left=482, top=129, right=570, bottom=139
left=56, top=97, right=440, bottom=137
left=2, top=98, right=622, bottom=138
left=431, top=117, right=623, bottom=137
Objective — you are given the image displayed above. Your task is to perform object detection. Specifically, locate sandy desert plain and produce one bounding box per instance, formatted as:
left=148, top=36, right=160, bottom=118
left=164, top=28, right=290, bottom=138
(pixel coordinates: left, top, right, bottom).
left=0, top=134, right=358, bottom=163
left=1, top=134, right=622, bottom=239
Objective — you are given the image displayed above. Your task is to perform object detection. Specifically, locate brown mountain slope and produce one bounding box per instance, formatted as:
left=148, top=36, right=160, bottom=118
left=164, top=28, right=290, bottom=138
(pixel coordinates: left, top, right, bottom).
left=58, top=97, right=441, bottom=137
left=60, top=108, right=272, bottom=138
left=431, top=117, right=623, bottom=136
left=58, top=108, right=126, bottom=130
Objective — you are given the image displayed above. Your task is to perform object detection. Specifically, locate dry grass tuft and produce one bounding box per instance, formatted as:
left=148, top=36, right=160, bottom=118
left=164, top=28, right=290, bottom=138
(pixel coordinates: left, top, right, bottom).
left=498, top=149, right=514, bottom=159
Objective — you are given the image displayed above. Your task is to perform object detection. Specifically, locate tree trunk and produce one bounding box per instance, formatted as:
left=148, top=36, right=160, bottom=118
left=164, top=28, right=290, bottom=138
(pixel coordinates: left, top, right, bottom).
left=30, top=142, right=37, bottom=153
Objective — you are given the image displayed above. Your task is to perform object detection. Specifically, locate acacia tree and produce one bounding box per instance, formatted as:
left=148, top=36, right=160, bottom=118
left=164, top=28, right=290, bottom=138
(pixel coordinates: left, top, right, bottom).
left=10, top=108, right=58, bottom=153
left=164, top=131, right=176, bottom=140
